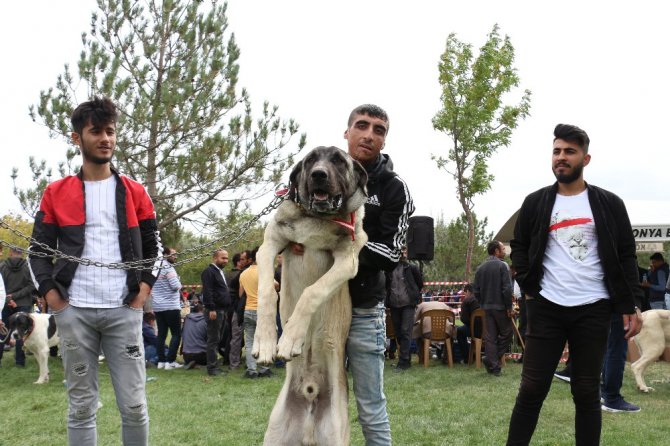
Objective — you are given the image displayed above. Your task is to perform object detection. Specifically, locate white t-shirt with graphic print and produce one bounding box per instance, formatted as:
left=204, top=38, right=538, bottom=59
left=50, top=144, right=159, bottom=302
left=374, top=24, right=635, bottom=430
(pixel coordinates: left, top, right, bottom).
left=539, top=189, right=609, bottom=306
left=69, top=175, right=128, bottom=308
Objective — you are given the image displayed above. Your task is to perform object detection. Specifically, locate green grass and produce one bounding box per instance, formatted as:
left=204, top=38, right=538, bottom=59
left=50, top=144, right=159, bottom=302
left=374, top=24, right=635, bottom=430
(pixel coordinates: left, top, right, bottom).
left=1, top=351, right=669, bottom=445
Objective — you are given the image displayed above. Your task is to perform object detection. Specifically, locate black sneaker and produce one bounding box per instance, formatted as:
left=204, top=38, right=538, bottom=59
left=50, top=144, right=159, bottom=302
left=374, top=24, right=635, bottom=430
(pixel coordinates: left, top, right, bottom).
left=185, top=360, right=198, bottom=370
left=482, top=357, right=494, bottom=374
left=207, top=368, right=224, bottom=376
left=553, top=368, right=571, bottom=383
left=244, top=370, right=259, bottom=379
left=602, top=399, right=641, bottom=413
left=258, top=368, right=273, bottom=378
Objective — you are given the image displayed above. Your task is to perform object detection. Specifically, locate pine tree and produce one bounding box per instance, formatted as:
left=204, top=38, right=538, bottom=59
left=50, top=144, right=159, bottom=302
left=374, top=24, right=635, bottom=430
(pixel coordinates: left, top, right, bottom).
left=17, top=0, right=305, bottom=243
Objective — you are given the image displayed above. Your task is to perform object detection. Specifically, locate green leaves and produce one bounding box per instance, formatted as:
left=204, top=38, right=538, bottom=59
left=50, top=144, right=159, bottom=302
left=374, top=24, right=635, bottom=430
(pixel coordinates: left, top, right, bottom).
left=16, top=0, right=306, bottom=242
left=432, top=24, right=531, bottom=279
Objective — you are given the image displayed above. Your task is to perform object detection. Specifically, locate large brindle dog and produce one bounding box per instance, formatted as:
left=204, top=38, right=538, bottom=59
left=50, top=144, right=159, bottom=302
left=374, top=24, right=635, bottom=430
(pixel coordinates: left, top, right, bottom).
left=7, top=312, right=60, bottom=384
left=253, top=146, right=368, bottom=446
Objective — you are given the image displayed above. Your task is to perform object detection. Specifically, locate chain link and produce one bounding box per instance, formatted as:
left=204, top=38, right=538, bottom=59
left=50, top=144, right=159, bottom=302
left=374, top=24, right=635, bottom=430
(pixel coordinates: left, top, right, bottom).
left=0, top=188, right=286, bottom=272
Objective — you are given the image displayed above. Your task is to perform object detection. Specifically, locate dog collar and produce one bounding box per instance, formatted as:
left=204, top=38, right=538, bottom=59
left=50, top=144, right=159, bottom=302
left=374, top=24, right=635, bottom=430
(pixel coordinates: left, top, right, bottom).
left=332, top=212, right=356, bottom=241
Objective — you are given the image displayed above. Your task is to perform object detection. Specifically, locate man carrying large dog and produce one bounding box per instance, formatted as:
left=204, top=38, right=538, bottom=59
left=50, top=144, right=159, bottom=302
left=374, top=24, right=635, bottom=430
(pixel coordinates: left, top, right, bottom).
left=29, top=97, right=160, bottom=446
left=506, top=124, right=643, bottom=445
left=344, top=104, right=414, bottom=444
left=0, top=247, right=36, bottom=367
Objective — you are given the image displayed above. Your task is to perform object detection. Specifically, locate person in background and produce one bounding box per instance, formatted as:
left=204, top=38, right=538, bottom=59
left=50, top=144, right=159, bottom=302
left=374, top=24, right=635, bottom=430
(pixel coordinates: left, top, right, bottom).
left=386, top=247, right=423, bottom=371
left=642, top=252, right=668, bottom=310
left=455, top=284, right=480, bottom=364
left=152, top=247, right=183, bottom=370
left=181, top=300, right=208, bottom=369
left=239, top=247, right=273, bottom=379
left=473, top=240, right=513, bottom=377
left=0, top=247, right=37, bottom=367
left=142, top=312, right=160, bottom=367
left=200, top=249, right=231, bottom=377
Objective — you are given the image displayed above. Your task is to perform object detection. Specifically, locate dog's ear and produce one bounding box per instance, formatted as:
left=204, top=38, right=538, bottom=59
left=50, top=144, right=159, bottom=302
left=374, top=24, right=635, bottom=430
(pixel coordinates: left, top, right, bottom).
left=352, top=159, right=368, bottom=196
left=288, top=159, right=303, bottom=202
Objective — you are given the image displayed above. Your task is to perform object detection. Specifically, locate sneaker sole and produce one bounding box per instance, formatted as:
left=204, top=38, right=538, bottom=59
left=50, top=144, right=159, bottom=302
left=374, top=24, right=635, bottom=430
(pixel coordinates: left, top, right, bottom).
left=601, top=405, right=641, bottom=413
left=553, top=373, right=571, bottom=383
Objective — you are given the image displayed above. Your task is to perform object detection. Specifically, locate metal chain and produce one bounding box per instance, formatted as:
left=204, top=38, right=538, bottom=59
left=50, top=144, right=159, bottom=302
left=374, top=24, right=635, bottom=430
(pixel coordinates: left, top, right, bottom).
left=0, top=188, right=286, bottom=271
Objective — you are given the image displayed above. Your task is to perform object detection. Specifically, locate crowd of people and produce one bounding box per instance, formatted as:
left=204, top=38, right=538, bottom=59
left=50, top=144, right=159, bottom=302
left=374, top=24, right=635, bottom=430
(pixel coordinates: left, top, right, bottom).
left=1, top=97, right=667, bottom=446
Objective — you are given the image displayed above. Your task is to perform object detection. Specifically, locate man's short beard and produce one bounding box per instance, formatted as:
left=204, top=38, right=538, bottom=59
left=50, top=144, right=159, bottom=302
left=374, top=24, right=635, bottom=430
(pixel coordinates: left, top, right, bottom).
left=84, top=154, right=112, bottom=165
left=554, top=163, right=584, bottom=184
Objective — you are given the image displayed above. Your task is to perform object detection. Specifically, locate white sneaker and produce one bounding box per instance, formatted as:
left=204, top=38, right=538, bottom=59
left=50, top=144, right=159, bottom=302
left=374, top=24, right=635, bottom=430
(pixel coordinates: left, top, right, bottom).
left=157, top=362, right=166, bottom=369
left=163, top=362, right=174, bottom=370
left=169, top=362, right=183, bottom=369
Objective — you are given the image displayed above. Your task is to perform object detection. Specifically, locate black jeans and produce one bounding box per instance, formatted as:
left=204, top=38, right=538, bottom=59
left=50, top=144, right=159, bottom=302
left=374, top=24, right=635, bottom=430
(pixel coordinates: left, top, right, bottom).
left=206, top=309, right=226, bottom=372
left=390, top=305, right=415, bottom=367
left=507, top=295, right=611, bottom=446
left=155, top=309, right=182, bottom=363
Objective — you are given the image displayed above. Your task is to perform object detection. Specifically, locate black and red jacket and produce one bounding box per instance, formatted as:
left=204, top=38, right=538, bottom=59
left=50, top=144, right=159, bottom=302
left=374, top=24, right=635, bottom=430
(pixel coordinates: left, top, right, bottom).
left=29, top=168, right=161, bottom=305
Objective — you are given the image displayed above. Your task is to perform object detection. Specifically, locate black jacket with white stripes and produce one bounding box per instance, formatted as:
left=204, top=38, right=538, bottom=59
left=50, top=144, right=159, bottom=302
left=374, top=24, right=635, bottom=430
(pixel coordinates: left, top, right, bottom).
left=349, top=154, right=414, bottom=308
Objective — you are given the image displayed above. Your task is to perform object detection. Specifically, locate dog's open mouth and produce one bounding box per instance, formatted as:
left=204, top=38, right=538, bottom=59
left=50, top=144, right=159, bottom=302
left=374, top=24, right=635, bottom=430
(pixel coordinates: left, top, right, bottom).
left=309, top=190, right=343, bottom=214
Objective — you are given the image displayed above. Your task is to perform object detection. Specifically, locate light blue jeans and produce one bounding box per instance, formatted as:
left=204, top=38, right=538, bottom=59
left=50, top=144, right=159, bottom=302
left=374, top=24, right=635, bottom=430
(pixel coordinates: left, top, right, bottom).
left=55, top=305, right=148, bottom=446
left=649, top=300, right=666, bottom=310
left=346, top=303, right=392, bottom=445
left=665, top=293, right=670, bottom=310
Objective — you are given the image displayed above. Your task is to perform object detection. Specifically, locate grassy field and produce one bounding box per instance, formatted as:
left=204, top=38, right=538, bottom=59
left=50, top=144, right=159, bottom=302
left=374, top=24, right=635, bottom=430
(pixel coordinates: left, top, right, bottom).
left=1, top=350, right=669, bottom=446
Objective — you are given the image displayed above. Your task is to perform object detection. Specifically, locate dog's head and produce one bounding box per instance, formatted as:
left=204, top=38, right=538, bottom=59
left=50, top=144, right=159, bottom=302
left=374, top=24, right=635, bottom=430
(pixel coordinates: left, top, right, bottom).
left=8, top=312, right=33, bottom=340
left=288, top=146, right=367, bottom=215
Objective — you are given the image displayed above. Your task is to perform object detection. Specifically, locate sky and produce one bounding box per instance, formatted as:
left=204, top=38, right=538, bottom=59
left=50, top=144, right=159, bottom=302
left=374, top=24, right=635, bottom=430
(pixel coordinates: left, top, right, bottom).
left=1, top=0, right=669, bottom=237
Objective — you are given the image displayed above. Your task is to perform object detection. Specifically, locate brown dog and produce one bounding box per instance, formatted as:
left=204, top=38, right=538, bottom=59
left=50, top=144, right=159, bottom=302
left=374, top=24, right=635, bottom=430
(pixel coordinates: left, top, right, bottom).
left=631, top=309, right=670, bottom=392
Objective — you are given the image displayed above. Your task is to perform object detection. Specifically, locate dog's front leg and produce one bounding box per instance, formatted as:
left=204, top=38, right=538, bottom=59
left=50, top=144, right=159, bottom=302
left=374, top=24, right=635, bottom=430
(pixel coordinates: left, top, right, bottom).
left=253, top=231, right=285, bottom=365
left=277, top=243, right=360, bottom=360
left=35, top=348, right=50, bottom=384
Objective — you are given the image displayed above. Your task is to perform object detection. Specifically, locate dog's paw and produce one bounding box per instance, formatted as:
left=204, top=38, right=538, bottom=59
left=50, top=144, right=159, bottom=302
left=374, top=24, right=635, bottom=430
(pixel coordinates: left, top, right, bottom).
left=276, top=332, right=304, bottom=360
left=253, top=328, right=278, bottom=366
left=34, top=378, right=48, bottom=385
left=638, top=385, right=654, bottom=393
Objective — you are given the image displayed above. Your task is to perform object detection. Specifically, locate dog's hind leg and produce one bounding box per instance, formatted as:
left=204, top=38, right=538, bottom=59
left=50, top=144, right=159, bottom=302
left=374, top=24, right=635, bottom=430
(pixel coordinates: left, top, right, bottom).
left=631, top=323, right=664, bottom=392
left=264, top=359, right=322, bottom=446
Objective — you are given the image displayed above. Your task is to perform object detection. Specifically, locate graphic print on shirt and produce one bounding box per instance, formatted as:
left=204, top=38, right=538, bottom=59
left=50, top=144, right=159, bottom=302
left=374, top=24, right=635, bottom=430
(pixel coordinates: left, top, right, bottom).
left=548, top=210, right=594, bottom=262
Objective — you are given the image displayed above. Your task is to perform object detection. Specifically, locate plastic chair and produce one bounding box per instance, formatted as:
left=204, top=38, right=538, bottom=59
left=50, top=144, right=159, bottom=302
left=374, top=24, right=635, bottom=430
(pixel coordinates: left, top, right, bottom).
left=419, top=309, right=455, bottom=368
left=468, top=308, right=486, bottom=368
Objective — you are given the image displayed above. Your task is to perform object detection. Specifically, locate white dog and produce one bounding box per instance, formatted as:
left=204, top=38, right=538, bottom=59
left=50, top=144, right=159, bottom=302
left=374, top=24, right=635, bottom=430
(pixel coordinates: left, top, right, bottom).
left=631, top=309, right=670, bottom=392
left=253, top=146, right=368, bottom=446
left=8, top=312, right=60, bottom=384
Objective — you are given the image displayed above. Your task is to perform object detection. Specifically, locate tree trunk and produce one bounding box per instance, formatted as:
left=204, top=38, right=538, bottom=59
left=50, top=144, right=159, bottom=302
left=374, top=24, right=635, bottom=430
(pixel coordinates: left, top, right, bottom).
left=463, top=205, right=475, bottom=282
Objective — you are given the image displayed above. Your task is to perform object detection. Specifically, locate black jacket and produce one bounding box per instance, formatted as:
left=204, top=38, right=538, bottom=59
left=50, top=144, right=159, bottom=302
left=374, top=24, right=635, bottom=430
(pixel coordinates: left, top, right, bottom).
left=349, top=154, right=414, bottom=308
left=510, top=182, right=643, bottom=314
left=385, top=261, right=423, bottom=307
left=0, top=257, right=36, bottom=307
left=29, top=168, right=160, bottom=304
left=473, top=256, right=513, bottom=311
left=201, top=264, right=231, bottom=311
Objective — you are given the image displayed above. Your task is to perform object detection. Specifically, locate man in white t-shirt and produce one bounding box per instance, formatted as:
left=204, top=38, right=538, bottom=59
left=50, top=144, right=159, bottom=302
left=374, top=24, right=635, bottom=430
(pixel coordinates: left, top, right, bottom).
left=506, top=124, right=643, bottom=445
left=29, top=97, right=161, bottom=446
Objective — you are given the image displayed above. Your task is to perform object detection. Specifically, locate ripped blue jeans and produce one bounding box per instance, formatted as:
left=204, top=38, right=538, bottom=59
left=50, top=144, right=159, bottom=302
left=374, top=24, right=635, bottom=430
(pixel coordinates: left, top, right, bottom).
left=55, top=305, right=148, bottom=446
